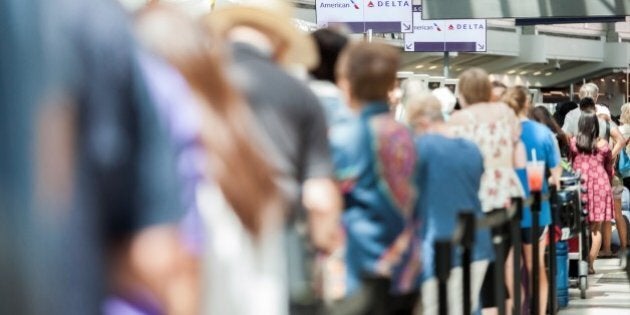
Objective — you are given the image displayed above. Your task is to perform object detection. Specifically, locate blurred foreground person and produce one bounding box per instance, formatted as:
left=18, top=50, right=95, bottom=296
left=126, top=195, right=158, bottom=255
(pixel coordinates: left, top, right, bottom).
left=407, top=94, right=493, bottom=315
left=309, top=28, right=352, bottom=127
left=2, top=0, right=188, bottom=314
left=137, top=4, right=288, bottom=314
left=449, top=68, right=525, bottom=314
left=1, top=0, right=43, bottom=313
left=205, top=1, right=342, bottom=313
left=503, top=86, right=562, bottom=315
left=328, top=42, right=420, bottom=315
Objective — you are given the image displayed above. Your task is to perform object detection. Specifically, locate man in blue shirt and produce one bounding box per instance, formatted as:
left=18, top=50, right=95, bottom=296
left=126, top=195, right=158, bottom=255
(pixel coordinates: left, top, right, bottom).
left=329, top=42, right=420, bottom=314
left=406, top=93, right=494, bottom=315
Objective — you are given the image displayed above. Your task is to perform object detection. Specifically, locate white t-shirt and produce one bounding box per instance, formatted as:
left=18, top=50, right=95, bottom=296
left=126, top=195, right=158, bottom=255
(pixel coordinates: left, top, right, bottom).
left=618, top=124, right=630, bottom=156
left=596, top=104, right=611, bottom=118
left=199, top=182, right=288, bottom=315
left=562, top=107, right=616, bottom=139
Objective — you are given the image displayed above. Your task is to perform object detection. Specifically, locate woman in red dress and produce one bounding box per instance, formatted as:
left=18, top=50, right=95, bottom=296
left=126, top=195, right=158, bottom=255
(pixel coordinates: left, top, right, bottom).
left=569, top=109, right=614, bottom=274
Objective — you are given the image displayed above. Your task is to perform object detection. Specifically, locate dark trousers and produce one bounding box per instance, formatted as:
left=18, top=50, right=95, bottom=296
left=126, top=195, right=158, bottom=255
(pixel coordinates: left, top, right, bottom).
left=326, top=277, right=419, bottom=315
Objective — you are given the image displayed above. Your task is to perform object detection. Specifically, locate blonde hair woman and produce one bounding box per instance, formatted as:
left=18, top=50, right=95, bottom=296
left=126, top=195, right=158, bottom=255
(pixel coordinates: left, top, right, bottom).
left=449, top=68, right=525, bottom=212
left=448, top=68, right=525, bottom=312
left=605, top=103, right=630, bottom=255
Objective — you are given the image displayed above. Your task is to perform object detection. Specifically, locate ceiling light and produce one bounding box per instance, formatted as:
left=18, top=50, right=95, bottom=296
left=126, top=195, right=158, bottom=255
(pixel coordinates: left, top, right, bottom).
left=415, top=64, right=424, bottom=69
left=456, top=68, right=462, bottom=71
left=519, top=71, right=528, bottom=75
left=545, top=72, right=553, bottom=76
left=601, top=78, right=605, bottom=81
left=507, top=70, right=517, bottom=74
left=612, top=79, right=616, bottom=82
left=533, top=71, right=542, bottom=76
left=429, top=65, right=437, bottom=70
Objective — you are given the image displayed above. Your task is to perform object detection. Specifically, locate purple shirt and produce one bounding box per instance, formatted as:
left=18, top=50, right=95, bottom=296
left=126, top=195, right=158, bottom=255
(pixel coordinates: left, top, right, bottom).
left=138, top=51, right=206, bottom=254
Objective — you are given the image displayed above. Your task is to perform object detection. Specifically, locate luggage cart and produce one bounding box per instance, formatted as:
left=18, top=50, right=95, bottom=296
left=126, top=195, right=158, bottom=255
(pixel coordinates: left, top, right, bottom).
left=558, top=172, right=588, bottom=299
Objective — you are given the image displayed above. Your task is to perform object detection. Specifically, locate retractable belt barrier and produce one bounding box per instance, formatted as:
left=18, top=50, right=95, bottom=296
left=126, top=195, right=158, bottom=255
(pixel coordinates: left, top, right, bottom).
left=548, top=185, right=558, bottom=315
left=435, top=240, right=452, bottom=315
left=531, top=190, right=542, bottom=315
left=511, top=197, right=523, bottom=315
left=436, top=198, right=526, bottom=315
left=433, top=193, right=564, bottom=315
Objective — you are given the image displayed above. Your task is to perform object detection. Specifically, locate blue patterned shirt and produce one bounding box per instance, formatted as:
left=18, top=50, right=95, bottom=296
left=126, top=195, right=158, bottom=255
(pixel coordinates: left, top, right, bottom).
left=331, top=102, right=420, bottom=296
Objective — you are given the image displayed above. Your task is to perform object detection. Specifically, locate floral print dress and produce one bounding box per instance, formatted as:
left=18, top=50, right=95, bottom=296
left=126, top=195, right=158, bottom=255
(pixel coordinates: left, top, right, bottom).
left=569, top=139, right=614, bottom=222
left=451, top=108, right=524, bottom=212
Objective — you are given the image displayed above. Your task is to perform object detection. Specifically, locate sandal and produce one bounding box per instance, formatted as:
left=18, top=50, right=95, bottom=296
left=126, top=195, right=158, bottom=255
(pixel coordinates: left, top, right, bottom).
left=598, top=251, right=616, bottom=259
left=588, top=267, right=596, bottom=275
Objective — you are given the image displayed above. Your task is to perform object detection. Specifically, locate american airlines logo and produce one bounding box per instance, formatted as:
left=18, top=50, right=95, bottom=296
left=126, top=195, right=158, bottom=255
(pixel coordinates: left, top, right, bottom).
left=319, top=0, right=360, bottom=9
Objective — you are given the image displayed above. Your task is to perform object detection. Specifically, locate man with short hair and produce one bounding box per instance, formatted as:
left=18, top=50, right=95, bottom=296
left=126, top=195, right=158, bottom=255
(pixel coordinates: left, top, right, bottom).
left=562, top=83, right=624, bottom=156
left=329, top=42, right=420, bottom=314
left=406, top=93, right=493, bottom=315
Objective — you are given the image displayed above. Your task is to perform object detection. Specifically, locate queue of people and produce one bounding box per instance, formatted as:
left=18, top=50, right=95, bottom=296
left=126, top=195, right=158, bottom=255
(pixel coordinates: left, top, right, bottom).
left=3, top=0, right=629, bottom=314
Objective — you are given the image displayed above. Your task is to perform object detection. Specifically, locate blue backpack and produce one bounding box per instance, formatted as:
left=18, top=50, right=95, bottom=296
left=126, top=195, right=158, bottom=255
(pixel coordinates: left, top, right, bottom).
left=618, top=147, right=630, bottom=178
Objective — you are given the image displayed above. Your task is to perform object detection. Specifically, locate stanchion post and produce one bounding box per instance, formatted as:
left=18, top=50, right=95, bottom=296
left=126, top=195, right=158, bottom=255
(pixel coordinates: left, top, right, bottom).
left=492, top=208, right=507, bottom=315
left=458, top=212, right=476, bottom=315
left=548, top=185, right=558, bottom=314
left=435, top=240, right=452, bottom=315
left=511, top=197, right=523, bottom=315
left=531, top=191, right=542, bottom=315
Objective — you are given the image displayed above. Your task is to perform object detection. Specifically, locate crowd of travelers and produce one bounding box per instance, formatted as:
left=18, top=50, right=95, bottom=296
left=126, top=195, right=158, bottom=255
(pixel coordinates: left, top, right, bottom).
left=2, top=0, right=629, bottom=314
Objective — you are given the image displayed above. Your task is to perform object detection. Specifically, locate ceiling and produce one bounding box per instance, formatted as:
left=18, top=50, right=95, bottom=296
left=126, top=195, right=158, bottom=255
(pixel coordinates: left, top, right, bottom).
left=399, top=52, right=600, bottom=86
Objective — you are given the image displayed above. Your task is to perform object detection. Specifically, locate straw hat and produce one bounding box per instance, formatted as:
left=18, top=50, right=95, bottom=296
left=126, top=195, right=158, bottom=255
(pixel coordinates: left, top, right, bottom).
left=206, top=0, right=318, bottom=69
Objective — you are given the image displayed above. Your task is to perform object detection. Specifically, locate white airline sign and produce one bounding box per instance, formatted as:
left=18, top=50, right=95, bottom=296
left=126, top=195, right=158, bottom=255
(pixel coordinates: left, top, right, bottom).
left=404, top=5, right=486, bottom=52
left=316, top=0, right=413, bottom=33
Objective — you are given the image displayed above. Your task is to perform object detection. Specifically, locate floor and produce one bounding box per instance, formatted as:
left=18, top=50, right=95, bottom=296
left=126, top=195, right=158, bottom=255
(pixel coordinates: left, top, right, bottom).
left=558, top=257, right=630, bottom=314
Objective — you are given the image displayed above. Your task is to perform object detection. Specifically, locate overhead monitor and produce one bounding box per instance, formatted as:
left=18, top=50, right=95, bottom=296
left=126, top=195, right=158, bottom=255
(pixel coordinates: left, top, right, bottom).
left=427, top=76, right=445, bottom=90
left=444, top=79, right=458, bottom=94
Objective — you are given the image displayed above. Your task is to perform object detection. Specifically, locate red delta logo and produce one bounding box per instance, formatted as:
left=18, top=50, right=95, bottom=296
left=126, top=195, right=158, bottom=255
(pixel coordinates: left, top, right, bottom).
left=447, top=23, right=485, bottom=30
left=367, top=1, right=410, bottom=8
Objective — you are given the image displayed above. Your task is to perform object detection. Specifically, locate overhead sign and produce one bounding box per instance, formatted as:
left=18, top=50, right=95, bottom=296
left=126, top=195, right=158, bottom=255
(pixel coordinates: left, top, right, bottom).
left=316, top=0, right=413, bottom=33
left=404, top=5, right=486, bottom=52
left=421, top=0, right=630, bottom=19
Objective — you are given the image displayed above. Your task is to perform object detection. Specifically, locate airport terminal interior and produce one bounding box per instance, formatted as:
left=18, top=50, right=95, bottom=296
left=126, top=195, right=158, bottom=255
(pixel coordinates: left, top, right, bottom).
left=3, top=0, right=630, bottom=314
